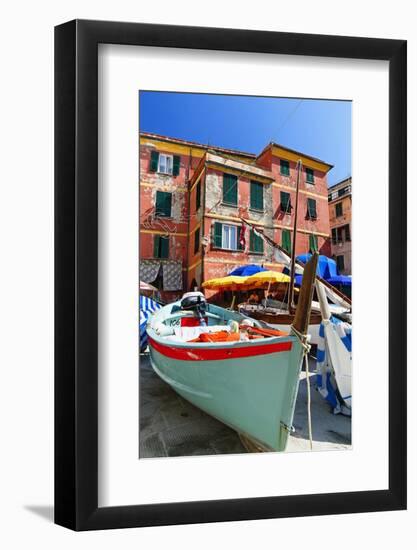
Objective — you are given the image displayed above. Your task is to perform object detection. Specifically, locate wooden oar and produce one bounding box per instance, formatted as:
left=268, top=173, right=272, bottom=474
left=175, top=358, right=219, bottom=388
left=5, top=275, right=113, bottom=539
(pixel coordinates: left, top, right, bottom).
left=292, top=252, right=319, bottom=336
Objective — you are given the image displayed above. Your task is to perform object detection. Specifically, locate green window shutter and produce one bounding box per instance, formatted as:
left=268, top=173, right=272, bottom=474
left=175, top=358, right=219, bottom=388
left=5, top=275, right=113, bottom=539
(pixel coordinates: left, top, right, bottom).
left=154, top=235, right=169, bottom=258
left=249, top=230, right=264, bottom=253
left=154, top=235, right=160, bottom=257
left=257, top=233, right=264, bottom=253
left=173, top=155, right=181, bottom=176
left=194, top=228, right=200, bottom=254
left=280, top=160, right=290, bottom=176
left=213, top=222, right=223, bottom=248
left=249, top=230, right=254, bottom=252
left=306, top=168, right=315, bottom=183
left=280, top=191, right=291, bottom=213
left=150, top=150, right=159, bottom=172
left=196, top=181, right=201, bottom=210
left=307, top=198, right=317, bottom=219
left=309, top=234, right=318, bottom=253
left=160, top=236, right=169, bottom=258
left=282, top=229, right=292, bottom=254
left=155, top=191, right=172, bottom=217
left=222, top=173, right=238, bottom=205
left=250, top=181, right=263, bottom=210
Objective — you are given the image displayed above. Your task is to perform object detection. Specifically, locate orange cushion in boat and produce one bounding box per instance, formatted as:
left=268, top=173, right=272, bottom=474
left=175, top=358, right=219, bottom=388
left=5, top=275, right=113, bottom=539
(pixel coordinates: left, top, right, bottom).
left=188, top=331, right=241, bottom=343
left=243, top=326, right=289, bottom=338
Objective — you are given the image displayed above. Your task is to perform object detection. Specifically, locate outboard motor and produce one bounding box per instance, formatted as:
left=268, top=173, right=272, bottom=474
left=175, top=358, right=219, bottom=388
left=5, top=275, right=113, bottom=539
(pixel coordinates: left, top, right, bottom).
left=180, top=291, right=207, bottom=326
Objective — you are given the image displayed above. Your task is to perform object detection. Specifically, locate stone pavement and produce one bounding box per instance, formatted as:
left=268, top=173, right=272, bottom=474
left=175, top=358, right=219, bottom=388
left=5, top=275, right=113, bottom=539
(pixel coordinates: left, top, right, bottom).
left=139, top=353, right=351, bottom=458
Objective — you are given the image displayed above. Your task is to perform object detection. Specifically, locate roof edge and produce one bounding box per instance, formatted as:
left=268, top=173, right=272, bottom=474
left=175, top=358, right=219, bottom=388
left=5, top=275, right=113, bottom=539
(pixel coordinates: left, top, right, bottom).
left=140, top=131, right=256, bottom=158
left=258, top=141, right=334, bottom=170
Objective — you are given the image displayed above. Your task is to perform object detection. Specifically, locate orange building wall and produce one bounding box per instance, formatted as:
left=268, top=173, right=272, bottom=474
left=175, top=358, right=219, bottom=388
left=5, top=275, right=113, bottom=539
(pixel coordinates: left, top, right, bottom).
left=139, top=134, right=333, bottom=296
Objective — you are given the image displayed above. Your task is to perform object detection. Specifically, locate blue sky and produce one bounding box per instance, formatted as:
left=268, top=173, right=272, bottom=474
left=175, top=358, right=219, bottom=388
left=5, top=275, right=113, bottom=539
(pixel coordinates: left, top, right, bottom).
left=139, top=91, right=351, bottom=187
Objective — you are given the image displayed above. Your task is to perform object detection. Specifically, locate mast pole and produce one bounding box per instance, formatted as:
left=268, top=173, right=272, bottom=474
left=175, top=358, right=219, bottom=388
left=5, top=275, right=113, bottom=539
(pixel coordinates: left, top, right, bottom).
left=288, top=159, right=302, bottom=312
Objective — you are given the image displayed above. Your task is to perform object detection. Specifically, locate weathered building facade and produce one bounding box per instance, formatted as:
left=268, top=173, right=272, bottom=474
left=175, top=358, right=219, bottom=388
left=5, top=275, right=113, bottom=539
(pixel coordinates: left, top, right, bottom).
left=140, top=132, right=333, bottom=299
left=328, top=177, right=352, bottom=275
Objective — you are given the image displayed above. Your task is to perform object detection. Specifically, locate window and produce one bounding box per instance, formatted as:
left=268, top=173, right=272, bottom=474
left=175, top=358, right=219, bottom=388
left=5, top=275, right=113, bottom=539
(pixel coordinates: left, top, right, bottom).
left=306, top=168, right=315, bottom=184
left=345, top=224, right=351, bottom=241
left=280, top=159, right=290, bottom=176
left=222, top=224, right=238, bottom=250
left=335, top=202, right=343, bottom=217
left=194, top=228, right=200, bottom=254
left=309, top=234, right=318, bottom=253
left=212, top=222, right=243, bottom=250
left=149, top=151, right=180, bottom=176
left=250, top=181, right=264, bottom=210
left=282, top=229, right=292, bottom=254
left=222, top=173, right=238, bottom=205
left=158, top=154, right=173, bottom=175
left=249, top=229, right=264, bottom=253
left=155, top=191, right=172, bottom=217
left=280, top=191, right=292, bottom=214
left=338, top=187, right=346, bottom=197
left=195, top=181, right=201, bottom=210
left=336, top=255, right=345, bottom=272
left=154, top=235, right=169, bottom=259
left=306, top=198, right=317, bottom=219
left=333, top=226, right=350, bottom=244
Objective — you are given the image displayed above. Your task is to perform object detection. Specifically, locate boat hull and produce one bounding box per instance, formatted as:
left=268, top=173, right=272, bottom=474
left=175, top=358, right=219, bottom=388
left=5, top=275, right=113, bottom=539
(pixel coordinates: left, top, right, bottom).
left=147, top=333, right=304, bottom=452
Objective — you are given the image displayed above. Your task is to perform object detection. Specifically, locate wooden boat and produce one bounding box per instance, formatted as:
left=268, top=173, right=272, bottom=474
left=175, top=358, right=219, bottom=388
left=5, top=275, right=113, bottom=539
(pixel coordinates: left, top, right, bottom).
left=238, top=302, right=323, bottom=344
left=146, top=254, right=318, bottom=452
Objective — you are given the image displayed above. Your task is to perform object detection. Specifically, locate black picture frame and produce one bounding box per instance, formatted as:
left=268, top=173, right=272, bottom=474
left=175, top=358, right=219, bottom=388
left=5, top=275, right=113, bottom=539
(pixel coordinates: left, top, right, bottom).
left=55, top=19, right=407, bottom=531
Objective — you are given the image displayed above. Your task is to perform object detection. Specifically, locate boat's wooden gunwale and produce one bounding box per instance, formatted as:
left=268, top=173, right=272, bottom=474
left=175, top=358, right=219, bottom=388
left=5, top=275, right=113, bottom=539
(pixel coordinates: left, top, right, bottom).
left=242, top=311, right=322, bottom=326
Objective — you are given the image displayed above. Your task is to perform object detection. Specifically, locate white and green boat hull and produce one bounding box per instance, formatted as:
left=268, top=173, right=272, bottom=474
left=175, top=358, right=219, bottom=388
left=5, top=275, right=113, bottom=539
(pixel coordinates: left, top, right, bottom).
left=147, top=324, right=304, bottom=452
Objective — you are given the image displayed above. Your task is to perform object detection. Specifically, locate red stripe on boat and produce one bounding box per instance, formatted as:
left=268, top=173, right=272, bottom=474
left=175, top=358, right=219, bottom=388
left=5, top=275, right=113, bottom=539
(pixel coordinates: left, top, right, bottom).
left=148, top=336, right=292, bottom=361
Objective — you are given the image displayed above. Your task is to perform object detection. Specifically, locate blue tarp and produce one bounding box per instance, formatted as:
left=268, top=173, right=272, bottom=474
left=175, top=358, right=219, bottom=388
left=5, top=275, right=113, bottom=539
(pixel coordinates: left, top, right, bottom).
left=326, top=275, right=352, bottom=286
left=294, top=274, right=303, bottom=287
left=228, top=264, right=268, bottom=277
left=290, top=255, right=351, bottom=288
left=294, top=273, right=352, bottom=287
left=296, top=254, right=338, bottom=279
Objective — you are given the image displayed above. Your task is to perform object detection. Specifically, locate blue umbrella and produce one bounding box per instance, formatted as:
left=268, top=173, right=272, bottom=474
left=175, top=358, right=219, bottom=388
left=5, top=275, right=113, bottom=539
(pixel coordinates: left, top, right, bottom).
left=228, top=264, right=268, bottom=277
left=296, top=254, right=339, bottom=278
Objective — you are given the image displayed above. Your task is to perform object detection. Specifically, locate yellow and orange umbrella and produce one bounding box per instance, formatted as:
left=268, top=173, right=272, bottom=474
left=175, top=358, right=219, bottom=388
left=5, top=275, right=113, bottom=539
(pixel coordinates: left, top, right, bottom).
left=202, top=271, right=292, bottom=292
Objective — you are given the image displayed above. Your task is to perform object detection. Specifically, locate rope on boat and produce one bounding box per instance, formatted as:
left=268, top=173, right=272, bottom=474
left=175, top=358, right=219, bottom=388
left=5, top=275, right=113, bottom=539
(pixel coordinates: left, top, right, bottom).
left=291, top=326, right=313, bottom=451
left=304, top=353, right=313, bottom=451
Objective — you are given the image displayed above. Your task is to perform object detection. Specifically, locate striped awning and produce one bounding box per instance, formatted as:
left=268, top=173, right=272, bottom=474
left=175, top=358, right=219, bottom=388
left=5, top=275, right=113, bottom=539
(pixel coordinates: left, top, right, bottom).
left=140, top=295, right=161, bottom=351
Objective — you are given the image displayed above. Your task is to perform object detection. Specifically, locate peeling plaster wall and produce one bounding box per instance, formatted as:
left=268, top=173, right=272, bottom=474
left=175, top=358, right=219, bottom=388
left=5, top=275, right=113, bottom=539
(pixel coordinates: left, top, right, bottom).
left=139, top=136, right=333, bottom=296
left=139, top=142, right=192, bottom=299
left=203, top=167, right=276, bottom=284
